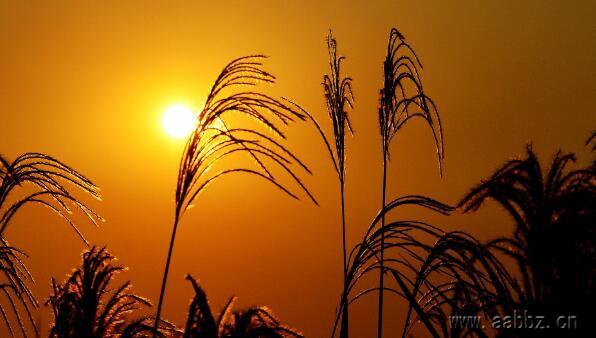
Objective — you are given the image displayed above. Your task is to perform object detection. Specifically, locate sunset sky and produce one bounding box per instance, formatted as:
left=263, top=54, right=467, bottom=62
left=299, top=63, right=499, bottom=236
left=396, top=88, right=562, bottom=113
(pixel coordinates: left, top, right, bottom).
left=1, top=1, right=595, bottom=336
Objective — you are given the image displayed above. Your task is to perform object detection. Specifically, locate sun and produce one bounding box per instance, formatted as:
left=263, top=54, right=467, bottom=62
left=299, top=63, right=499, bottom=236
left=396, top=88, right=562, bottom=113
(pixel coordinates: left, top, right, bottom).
left=162, top=104, right=195, bottom=139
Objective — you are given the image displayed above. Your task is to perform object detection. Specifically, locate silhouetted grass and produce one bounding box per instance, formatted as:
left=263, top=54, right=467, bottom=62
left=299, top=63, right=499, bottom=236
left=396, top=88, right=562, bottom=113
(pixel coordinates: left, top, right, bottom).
left=183, top=274, right=302, bottom=338
left=154, top=55, right=316, bottom=334
left=331, top=196, right=458, bottom=338
left=361, top=142, right=595, bottom=337
left=48, top=246, right=303, bottom=337
left=0, top=153, right=102, bottom=243
left=324, top=31, right=354, bottom=338
left=299, top=31, right=355, bottom=338
left=0, top=153, right=102, bottom=336
left=376, top=27, right=444, bottom=338
left=456, top=145, right=595, bottom=336
left=0, top=240, right=36, bottom=337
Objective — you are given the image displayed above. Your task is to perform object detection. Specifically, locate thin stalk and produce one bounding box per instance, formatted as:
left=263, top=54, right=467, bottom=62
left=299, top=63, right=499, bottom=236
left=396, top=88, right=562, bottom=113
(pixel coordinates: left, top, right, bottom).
left=153, top=211, right=180, bottom=336
left=377, top=154, right=387, bottom=338
left=340, top=180, right=349, bottom=338
left=320, top=32, right=353, bottom=338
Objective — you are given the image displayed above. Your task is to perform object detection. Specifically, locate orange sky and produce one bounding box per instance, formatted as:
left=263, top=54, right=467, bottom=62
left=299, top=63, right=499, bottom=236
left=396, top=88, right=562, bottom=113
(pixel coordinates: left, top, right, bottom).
left=1, top=1, right=595, bottom=336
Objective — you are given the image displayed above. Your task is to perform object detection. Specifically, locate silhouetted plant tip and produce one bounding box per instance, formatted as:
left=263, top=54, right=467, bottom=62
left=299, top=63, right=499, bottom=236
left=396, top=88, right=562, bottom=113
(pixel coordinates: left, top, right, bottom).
left=586, top=130, right=596, bottom=150
left=586, top=130, right=596, bottom=169
left=183, top=274, right=302, bottom=338
left=154, top=55, right=317, bottom=335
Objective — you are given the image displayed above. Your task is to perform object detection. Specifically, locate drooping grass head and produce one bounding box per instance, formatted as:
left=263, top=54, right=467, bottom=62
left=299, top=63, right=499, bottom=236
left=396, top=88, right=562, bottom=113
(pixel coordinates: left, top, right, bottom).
left=0, top=153, right=102, bottom=242
left=322, top=32, right=354, bottom=183
left=175, top=55, right=317, bottom=219
left=379, top=28, right=444, bottom=172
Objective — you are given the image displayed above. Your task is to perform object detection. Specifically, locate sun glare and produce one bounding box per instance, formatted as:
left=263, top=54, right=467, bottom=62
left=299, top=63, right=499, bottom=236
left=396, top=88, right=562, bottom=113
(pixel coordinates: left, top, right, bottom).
left=162, top=104, right=195, bottom=139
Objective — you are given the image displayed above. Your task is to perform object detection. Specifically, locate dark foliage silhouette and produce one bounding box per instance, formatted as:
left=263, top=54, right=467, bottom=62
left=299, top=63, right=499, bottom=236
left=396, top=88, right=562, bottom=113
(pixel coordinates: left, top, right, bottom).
left=154, top=55, right=316, bottom=334
left=375, top=27, right=444, bottom=338
left=0, top=153, right=102, bottom=336
left=47, top=246, right=170, bottom=338
left=360, top=143, right=596, bottom=338
left=182, top=274, right=301, bottom=338
left=47, top=246, right=302, bottom=338
left=456, top=146, right=595, bottom=336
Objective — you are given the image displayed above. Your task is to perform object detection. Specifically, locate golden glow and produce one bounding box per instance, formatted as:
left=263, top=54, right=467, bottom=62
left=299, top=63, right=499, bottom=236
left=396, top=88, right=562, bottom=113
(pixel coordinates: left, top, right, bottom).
left=162, top=104, right=195, bottom=138
left=1, top=2, right=593, bottom=337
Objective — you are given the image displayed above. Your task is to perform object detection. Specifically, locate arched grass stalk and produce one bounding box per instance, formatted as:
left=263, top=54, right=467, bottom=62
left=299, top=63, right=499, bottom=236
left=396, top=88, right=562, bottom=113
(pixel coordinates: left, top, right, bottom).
left=331, top=195, right=453, bottom=337
left=0, top=152, right=102, bottom=336
left=336, top=142, right=595, bottom=337
left=331, top=196, right=513, bottom=338
left=153, top=55, right=316, bottom=335
left=376, top=28, right=444, bottom=338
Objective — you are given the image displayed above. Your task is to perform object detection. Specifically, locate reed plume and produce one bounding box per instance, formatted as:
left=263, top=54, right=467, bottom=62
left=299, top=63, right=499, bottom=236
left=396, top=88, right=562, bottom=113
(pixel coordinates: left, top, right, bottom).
left=153, top=55, right=316, bottom=334
left=297, top=31, right=354, bottom=270
left=376, top=27, right=444, bottom=338
left=297, top=31, right=354, bottom=338
left=47, top=246, right=169, bottom=338
left=0, top=153, right=102, bottom=336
